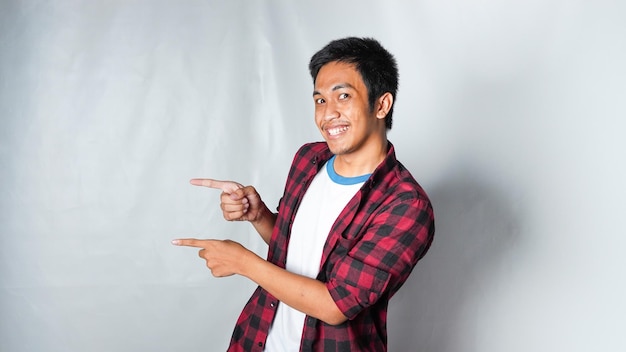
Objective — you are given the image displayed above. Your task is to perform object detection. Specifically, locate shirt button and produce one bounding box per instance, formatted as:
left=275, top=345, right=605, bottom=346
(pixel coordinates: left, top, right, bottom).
left=258, top=342, right=263, bottom=347
left=270, top=302, right=275, bottom=308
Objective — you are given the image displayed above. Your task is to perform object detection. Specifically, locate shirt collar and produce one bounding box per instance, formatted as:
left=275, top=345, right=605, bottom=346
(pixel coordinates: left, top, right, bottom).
left=312, top=141, right=398, bottom=189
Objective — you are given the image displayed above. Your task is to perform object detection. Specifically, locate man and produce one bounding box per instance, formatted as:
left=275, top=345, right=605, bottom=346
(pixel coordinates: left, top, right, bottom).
left=173, top=37, right=435, bottom=351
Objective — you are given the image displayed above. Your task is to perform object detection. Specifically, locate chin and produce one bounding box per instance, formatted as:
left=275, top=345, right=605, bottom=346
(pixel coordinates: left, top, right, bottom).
left=326, top=144, right=350, bottom=156
left=324, top=136, right=354, bottom=155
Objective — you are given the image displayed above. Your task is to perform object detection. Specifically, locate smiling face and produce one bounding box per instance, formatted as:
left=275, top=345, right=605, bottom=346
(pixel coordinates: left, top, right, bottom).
left=313, top=61, right=391, bottom=174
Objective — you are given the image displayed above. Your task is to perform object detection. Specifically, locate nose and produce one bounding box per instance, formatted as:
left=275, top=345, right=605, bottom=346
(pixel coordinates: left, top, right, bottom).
left=323, top=100, right=340, bottom=121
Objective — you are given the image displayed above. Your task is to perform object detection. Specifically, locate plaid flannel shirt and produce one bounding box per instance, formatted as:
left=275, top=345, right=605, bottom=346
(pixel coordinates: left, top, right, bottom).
left=228, top=141, right=434, bottom=351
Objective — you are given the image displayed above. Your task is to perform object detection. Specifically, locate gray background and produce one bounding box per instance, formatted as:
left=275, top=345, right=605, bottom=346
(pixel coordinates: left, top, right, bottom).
left=1, top=1, right=625, bottom=351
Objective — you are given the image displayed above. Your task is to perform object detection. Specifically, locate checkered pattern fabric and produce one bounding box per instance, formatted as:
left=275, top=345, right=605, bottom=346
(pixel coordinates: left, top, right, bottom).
left=228, top=142, right=434, bottom=352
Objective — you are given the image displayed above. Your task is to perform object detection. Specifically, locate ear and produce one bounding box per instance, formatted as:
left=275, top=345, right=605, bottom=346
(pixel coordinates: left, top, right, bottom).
left=375, top=92, right=394, bottom=120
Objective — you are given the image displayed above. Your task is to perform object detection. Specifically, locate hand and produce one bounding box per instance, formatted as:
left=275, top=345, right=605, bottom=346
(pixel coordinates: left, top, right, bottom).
left=172, top=238, right=254, bottom=277
left=190, top=178, right=264, bottom=222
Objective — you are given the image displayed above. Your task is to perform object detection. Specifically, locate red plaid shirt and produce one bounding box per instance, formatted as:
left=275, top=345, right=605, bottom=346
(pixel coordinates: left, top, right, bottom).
left=228, top=142, right=434, bottom=351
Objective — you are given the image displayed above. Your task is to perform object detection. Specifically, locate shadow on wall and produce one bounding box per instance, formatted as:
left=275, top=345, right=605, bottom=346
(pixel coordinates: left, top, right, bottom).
left=388, top=165, right=520, bottom=352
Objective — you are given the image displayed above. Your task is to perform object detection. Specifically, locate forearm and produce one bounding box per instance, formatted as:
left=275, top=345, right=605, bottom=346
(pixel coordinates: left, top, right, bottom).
left=241, top=251, right=347, bottom=325
left=249, top=202, right=277, bottom=245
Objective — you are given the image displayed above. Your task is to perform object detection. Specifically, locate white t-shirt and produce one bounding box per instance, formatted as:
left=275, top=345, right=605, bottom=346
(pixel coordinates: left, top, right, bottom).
left=264, top=156, right=369, bottom=351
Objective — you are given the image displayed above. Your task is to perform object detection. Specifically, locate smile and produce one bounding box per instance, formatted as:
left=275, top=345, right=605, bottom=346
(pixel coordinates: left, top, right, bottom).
left=327, top=126, right=349, bottom=136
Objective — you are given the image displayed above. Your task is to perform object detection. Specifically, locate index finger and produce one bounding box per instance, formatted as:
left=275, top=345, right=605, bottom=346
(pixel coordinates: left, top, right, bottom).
left=171, top=238, right=213, bottom=248
left=190, top=178, right=244, bottom=193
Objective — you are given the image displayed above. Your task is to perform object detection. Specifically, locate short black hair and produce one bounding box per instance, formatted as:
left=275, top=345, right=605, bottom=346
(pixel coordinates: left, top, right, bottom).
left=309, top=37, right=399, bottom=129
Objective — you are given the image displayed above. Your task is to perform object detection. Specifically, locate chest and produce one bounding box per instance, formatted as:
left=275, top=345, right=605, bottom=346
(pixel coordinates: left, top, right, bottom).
left=285, top=170, right=362, bottom=276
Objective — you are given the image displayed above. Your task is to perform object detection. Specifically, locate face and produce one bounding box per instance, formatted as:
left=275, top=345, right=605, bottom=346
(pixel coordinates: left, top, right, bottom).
left=313, top=61, right=387, bottom=158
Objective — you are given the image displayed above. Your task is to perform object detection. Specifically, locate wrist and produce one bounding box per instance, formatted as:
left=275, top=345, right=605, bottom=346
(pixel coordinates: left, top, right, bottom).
left=250, top=201, right=270, bottom=225
left=239, top=249, right=262, bottom=278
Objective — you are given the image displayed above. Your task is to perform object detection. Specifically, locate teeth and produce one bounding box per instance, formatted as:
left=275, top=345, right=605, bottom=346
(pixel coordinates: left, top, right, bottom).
left=328, top=126, right=348, bottom=136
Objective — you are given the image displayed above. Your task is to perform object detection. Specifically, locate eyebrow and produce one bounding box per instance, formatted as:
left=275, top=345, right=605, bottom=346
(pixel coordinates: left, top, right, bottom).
left=312, top=83, right=355, bottom=96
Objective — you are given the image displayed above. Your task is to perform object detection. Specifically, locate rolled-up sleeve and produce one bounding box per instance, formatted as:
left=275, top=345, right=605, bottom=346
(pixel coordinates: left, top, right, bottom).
left=325, top=195, right=434, bottom=319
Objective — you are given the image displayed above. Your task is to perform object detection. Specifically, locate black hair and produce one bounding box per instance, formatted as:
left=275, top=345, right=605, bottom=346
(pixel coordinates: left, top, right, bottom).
left=309, top=37, right=399, bottom=129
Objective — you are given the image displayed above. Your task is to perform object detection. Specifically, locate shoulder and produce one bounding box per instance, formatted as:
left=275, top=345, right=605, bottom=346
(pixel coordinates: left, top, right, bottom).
left=393, top=161, right=429, bottom=199
left=374, top=145, right=431, bottom=206
left=283, top=142, right=332, bottom=181
left=370, top=161, right=435, bottom=255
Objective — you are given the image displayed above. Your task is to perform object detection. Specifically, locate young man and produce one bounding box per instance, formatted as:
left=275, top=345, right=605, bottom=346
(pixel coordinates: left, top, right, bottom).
left=173, top=37, right=435, bottom=351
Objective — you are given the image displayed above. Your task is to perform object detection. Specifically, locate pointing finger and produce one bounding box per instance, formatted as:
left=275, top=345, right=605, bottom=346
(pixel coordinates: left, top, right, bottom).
left=171, top=238, right=214, bottom=248
left=190, top=178, right=244, bottom=193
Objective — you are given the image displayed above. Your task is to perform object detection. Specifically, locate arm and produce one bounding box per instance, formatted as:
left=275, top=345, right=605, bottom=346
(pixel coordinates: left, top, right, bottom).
left=242, top=247, right=347, bottom=325
left=325, top=194, right=434, bottom=319
left=183, top=178, right=345, bottom=324
left=248, top=205, right=277, bottom=245
left=171, top=238, right=348, bottom=325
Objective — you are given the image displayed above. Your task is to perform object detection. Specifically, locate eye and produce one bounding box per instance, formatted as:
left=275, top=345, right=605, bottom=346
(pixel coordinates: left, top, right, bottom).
left=338, top=93, right=349, bottom=100
left=315, top=97, right=325, bottom=104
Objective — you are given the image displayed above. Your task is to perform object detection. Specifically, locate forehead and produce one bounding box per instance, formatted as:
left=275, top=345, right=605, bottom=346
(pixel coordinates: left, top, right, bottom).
left=314, top=61, right=366, bottom=92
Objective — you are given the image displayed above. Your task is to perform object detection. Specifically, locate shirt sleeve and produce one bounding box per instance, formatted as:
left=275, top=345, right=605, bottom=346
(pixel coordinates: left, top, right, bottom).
left=325, top=193, right=434, bottom=320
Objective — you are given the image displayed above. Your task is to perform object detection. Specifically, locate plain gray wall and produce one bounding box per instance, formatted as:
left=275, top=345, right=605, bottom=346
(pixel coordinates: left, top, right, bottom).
left=1, top=1, right=625, bottom=351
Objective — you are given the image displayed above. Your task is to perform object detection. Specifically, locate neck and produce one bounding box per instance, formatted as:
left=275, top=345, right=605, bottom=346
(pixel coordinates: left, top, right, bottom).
left=333, top=139, right=388, bottom=177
